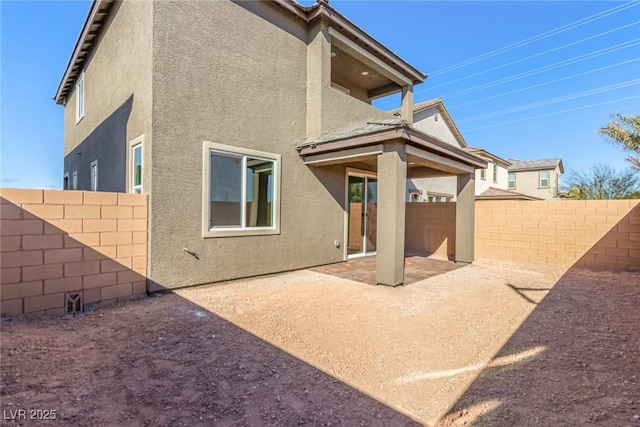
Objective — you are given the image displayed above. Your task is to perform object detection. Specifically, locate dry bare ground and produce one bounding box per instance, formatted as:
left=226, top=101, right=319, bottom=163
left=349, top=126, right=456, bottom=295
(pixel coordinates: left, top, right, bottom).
left=1, top=258, right=638, bottom=426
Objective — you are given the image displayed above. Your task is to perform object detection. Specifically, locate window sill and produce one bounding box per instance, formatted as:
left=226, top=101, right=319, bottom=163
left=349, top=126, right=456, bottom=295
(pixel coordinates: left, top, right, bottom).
left=203, top=227, right=280, bottom=238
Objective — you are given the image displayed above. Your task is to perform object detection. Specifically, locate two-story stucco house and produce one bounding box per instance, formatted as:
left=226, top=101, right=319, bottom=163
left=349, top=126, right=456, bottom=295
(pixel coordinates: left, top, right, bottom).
left=54, top=0, right=486, bottom=288
left=507, top=158, right=564, bottom=200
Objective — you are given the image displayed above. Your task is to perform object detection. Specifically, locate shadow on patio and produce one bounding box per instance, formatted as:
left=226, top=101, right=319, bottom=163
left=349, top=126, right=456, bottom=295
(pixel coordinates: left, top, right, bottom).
left=310, top=255, right=466, bottom=286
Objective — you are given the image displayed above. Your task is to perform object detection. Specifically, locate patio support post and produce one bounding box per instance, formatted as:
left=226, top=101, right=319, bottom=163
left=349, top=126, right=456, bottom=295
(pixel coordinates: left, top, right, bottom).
left=455, top=173, right=475, bottom=263
left=401, top=84, right=414, bottom=125
left=376, top=142, right=407, bottom=286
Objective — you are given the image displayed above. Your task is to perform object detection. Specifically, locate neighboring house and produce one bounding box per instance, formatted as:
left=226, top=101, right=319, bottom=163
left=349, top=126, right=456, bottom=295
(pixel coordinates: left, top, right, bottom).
left=507, top=158, right=564, bottom=200
left=476, top=187, right=542, bottom=201
left=402, top=99, right=509, bottom=202
left=54, top=0, right=486, bottom=288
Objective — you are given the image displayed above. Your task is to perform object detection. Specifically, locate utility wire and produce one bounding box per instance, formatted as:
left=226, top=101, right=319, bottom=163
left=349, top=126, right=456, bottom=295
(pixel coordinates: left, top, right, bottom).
left=429, top=1, right=639, bottom=76
left=440, top=39, right=640, bottom=100
left=458, top=80, right=640, bottom=123
left=427, top=21, right=639, bottom=91
left=463, top=96, right=640, bottom=132
left=449, top=58, right=640, bottom=109
left=375, top=39, right=640, bottom=109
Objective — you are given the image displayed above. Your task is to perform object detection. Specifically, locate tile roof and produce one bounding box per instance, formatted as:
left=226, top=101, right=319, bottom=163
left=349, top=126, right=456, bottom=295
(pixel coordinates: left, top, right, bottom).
left=507, top=158, right=563, bottom=172
left=477, top=187, right=543, bottom=201
left=307, top=119, right=408, bottom=144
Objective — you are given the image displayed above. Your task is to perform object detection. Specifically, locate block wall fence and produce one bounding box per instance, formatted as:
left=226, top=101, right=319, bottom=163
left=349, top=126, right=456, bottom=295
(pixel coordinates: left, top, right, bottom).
left=1, top=189, right=147, bottom=316
left=1, top=190, right=638, bottom=317
left=405, top=200, right=639, bottom=271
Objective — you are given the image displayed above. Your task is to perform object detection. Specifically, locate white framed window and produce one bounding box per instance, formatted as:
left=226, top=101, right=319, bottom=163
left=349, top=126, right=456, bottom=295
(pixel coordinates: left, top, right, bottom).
left=539, top=170, right=550, bottom=188
left=480, top=168, right=486, bottom=180
left=76, top=72, right=85, bottom=123
left=508, top=172, right=516, bottom=189
left=202, top=142, right=281, bottom=238
left=492, top=163, right=498, bottom=183
left=129, top=136, right=144, bottom=194
left=72, top=171, right=78, bottom=190
left=63, top=172, right=69, bottom=190
left=90, top=160, right=98, bottom=191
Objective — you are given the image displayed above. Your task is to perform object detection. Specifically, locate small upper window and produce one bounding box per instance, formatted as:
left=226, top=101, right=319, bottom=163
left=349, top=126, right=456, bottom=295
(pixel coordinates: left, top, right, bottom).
left=90, top=160, right=98, bottom=191
left=492, top=164, right=498, bottom=183
left=480, top=168, right=486, bottom=181
left=131, top=143, right=143, bottom=193
left=76, top=73, right=85, bottom=123
left=508, top=172, right=516, bottom=189
left=72, top=171, right=78, bottom=190
left=203, top=142, right=281, bottom=237
left=540, top=170, right=550, bottom=188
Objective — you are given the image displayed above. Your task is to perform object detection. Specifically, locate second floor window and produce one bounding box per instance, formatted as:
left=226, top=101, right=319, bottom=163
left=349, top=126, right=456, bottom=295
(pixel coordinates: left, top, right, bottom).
left=90, top=160, right=98, bottom=191
left=76, top=73, right=84, bottom=123
left=480, top=168, right=486, bottom=180
left=508, top=173, right=515, bottom=189
left=131, top=143, right=143, bottom=193
left=493, top=164, right=498, bottom=183
left=539, top=170, right=550, bottom=188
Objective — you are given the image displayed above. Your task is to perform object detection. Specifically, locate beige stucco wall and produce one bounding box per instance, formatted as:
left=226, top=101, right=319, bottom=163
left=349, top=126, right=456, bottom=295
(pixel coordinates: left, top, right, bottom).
left=510, top=166, right=561, bottom=200
left=148, top=1, right=397, bottom=288
left=412, top=106, right=459, bottom=147
left=476, top=162, right=509, bottom=194
left=63, top=0, right=153, bottom=191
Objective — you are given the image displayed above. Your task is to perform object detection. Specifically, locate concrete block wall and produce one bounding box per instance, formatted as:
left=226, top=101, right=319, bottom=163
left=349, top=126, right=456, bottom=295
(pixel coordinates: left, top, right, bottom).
left=475, top=200, right=639, bottom=271
left=405, top=203, right=456, bottom=257
left=1, top=189, right=148, bottom=316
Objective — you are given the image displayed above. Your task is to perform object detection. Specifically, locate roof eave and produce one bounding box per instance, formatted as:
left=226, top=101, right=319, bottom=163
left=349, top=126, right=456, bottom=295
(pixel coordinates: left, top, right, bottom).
left=298, top=125, right=487, bottom=169
left=54, top=0, right=115, bottom=105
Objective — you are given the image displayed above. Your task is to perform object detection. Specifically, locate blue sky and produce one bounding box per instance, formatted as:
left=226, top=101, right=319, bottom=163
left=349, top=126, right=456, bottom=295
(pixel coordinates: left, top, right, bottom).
left=1, top=1, right=639, bottom=189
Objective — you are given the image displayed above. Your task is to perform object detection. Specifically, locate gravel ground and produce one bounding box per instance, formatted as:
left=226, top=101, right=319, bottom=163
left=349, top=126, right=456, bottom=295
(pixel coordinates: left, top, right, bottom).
left=2, top=258, right=637, bottom=426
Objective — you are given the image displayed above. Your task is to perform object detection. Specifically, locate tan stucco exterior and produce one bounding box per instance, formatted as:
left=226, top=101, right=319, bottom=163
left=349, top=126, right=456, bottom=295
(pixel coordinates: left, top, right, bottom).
left=59, top=0, right=480, bottom=289
left=510, top=166, right=562, bottom=200
left=63, top=1, right=152, bottom=193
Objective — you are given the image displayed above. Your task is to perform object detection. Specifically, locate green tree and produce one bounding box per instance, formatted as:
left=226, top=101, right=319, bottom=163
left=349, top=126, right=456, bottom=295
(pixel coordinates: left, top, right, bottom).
left=566, top=164, right=640, bottom=200
left=598, top=114, right=640, bottom=170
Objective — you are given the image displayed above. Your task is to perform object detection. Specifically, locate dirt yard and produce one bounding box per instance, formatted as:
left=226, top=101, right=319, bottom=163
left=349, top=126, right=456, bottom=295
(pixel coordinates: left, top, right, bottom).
left=1, top=258, right=638, bottom=426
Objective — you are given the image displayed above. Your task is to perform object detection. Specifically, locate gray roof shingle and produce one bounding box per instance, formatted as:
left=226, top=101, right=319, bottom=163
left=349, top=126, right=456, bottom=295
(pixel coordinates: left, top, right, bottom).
left=507, top=158, right=563, bottom=172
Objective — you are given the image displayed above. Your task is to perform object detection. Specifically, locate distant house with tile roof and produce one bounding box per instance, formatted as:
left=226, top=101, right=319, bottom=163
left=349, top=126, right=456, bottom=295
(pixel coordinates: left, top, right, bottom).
left=507, top=158, right=564, bottom=200
left=399, top=99, right=563, bottom=201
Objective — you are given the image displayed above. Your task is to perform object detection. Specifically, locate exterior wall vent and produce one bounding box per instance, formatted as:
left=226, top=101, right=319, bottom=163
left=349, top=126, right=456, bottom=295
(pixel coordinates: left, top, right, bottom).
left=66, top=293, right=83, bottom=315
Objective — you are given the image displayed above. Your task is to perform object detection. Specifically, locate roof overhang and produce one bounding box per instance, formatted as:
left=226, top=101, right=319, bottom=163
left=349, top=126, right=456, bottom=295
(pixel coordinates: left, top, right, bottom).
left=272, top=0, right=425, bottom=85
left=466, top=147, right=511, bottom=167
left=54, top=0, right=116, bottom=105
left=297, top=124, right=487, bottom=175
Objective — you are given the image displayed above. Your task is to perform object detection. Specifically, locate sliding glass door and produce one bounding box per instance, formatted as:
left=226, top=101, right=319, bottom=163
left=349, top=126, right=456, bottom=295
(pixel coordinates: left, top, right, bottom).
left=347, top=174, right=377, bottom=257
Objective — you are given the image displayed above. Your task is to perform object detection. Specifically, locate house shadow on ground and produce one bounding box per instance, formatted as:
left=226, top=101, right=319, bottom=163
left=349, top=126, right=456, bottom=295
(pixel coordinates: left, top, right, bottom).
left=438, top=208, right=640, bottom=426
left=1, top=293, right=420, bottom=426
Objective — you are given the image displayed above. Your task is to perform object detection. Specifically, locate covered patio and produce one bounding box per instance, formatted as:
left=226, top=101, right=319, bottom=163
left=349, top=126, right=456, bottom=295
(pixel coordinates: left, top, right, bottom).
left=310, top=255, right=466, bottom=286
left=297, top=119, right=487, bottom=286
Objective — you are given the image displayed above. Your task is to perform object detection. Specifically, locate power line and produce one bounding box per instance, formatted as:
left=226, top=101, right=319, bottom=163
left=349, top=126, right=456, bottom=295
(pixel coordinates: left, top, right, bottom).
left=458, top=80, right=640, bottom=123
left=429, top=1, right=639, bottom=76
left=439, top=39, right=640, bottom=100
left=426, top=21, right=639, bottom=91
left=463, top=96, right=640, bottom=132
left=449, top=58, right=640, bottom=109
